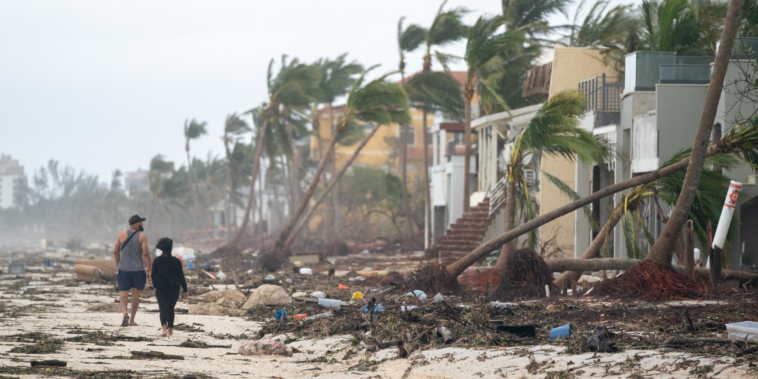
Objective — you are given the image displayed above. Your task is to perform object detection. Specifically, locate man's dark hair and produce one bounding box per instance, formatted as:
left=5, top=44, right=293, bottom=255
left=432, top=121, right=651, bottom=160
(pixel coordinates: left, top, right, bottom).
left=155, top=237, right=173, bottom=256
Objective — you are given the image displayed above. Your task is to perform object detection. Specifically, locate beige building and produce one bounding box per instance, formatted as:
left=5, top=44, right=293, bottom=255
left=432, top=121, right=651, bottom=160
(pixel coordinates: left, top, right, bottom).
left=539, top=48, right=616, bottom=257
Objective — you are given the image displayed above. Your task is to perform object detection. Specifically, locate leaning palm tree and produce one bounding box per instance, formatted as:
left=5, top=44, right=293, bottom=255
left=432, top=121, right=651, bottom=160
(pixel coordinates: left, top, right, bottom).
left=554, top=151, right=735, bottom=287
left=414, top=0, right=468, bottom=234
left=494, top=90, right=610, bottom=267
left=462, top=15, right=530, bottom=214
left=183, top=119, right=208, bottom=229
left=231, top=56, right=317, bottom=246
left=311, top=55, right=363, bottom=245
left=397, top=17, right=426, bottom=245
left=222, top=114, right=251, bottom=239
left=269, top=67, right=410, bottom=256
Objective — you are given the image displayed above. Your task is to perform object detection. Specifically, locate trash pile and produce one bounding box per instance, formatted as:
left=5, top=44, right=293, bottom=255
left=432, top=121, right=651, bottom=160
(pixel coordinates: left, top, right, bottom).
left=592, top=261, right=706, bottom=300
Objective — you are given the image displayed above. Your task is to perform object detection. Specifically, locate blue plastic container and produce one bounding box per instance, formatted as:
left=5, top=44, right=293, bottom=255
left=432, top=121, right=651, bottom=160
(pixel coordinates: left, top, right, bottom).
left=275, top=310, right=287, bottom=320
left=550, top=324, right=573, bottom=340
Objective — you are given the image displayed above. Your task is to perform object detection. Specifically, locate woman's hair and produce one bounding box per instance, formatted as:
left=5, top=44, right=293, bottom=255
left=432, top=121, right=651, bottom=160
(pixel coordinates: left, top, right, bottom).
left=155, top=237, right=173, bottom=257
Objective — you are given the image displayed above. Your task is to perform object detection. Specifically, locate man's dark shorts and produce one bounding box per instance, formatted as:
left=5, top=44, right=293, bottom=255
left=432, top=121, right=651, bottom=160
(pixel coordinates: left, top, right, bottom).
left=117, top=270, right=147, bottom=291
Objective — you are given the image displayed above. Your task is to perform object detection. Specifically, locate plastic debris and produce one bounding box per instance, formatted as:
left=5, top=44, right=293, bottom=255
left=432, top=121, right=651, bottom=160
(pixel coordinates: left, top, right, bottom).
left=311, top=291, right=325, bottom=298
left=550, top=324, right=573, bottom=340
left=406, top=290, right=427, bottom=300
left=216, top=271, right=227, bottom=280
left=239, top=340, right=293, bottom=357
left=586, top=326, right=617, bottom=352
left=264, top=274, right=275, bottom=281
left=338, top=284, right=349, bottom=290
left=361, top=267, right=372, bottom=271
left=351, top=292, right=364, bottom=300
left=305, top=311, right=332, bottom=321
left=275, top=310, right=287, bottom=320
left=490, top=302, right=518, bottom=308
left=317, top=298, right=341, bottom=308
left=292, top=292, right=307, bottom=298
left=361, top=303, right=386, bottom=314
left=202, top=270, right=216, bottom=279
left=361, top=250, right=370, bottom=255
left=247, top=269, right=253, bottom=274
left=285, top=278, right=292, bottom=283
left=292, top=314, right=307, bottom=320
left=401, top=305, right=418, bottom=312
left=187, top=263, right=195, bottom=269
left=432, top=293, right=444, bottom=303
left=299, top=268, right=313, bottom=275
left=437, top=326, right=455, bottom=344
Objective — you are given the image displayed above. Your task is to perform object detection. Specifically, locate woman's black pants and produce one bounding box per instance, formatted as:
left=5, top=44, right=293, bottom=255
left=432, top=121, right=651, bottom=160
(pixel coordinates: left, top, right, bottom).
left=155, top=288, right=180, bottom=328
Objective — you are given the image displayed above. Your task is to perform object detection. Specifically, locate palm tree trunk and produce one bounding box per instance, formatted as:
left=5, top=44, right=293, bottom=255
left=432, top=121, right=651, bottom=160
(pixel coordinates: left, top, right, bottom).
left=422, top=111, right=432, bottom=248
left=329, top=106, right=341, bottom=242
left=257, top=167, right=264, bottom=233
left=546, top=258, right=758, bottom=282
left=271, top=125, right=343, bottom=255
left=283, top=123, right=382, bottom=251
left=445, top=142, right=727, bottom=280
left=646, top=0, right=743, bottom=268
left=553, top=204, right=625, bottom=288
left=399, top=71, right=416, bottom=247
left=495, top=173, right=517, bottom=268
left=231, top=118, right=269, bottom=246
left=186, top=145, right=211, bottom=237
left=463, top=94, right=472, bottom=213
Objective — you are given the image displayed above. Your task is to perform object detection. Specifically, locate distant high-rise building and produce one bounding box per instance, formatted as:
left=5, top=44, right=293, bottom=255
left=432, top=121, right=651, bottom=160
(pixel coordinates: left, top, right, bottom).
left=0, top=154, right=26, bottom=209
left=124, top=169, right=149, bottom=194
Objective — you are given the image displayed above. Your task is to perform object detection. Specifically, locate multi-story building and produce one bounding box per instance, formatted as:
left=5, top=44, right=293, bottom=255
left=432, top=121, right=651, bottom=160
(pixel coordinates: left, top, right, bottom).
left=574, top=39, right=758, bottom=271
left=0, top=154, right=25, bottom=209
left=124, top=169, right=149, bottom=194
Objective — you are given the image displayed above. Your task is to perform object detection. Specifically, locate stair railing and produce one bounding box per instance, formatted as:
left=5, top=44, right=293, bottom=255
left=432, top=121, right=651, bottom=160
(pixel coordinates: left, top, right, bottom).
left=489, top=175, right=508, bottom=216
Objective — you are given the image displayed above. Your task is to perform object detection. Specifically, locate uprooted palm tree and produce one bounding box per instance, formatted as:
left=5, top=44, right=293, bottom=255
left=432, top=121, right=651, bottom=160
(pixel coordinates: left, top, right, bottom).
left=268, top=67, right=410, bottom=257
left=231, top=56, right=317, bottom=246
left=494, top=91, right=610, bottom=268
left=554, top=151, right=736, bottom=287
left=444, top=113, right=758, bottom=280
left=646, top=0, right=743, bottom=268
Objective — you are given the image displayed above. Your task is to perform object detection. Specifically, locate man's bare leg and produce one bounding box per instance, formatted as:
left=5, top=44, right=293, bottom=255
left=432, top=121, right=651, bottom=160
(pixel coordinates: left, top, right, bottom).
left=119, top=290, right=130, bottom=326
left=130, top=289, right=140, bottom=325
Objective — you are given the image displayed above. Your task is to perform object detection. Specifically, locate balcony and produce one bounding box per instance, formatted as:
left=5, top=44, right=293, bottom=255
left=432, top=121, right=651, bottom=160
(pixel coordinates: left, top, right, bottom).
left=717, top=37, right=758, bottom=58
left=578, top=74, right=623, bottom=112
left=625, top=51, right=676, bottom=92
left=659, top=64, right=712, bottom=84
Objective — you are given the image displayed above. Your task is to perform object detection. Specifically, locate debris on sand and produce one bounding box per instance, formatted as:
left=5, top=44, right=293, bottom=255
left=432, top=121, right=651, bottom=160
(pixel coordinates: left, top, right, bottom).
left=189, top=300, right=244, bottom=317
left=258, top=253, right=285, bottom=272
left=239, top=340, right=294, bottom=356
left=592, top=261, right=705, bottom=300
left=242, top=284, right=292, bottom=310
left=494, top=248, right=556, bottom=300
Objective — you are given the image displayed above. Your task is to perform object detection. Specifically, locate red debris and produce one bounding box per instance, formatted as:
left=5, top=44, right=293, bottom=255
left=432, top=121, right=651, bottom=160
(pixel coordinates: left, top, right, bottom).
left=593, top=261, right=706, bottom=301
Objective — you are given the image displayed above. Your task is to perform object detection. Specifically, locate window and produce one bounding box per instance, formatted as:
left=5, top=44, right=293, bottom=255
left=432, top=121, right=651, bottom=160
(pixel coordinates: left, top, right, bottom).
left=363, top=123, right=374, bottom=133
left=427, top=131, right=433, bottom=146
left=453, top=132, right=466, bottom=146
left=401, top=126, right=416, bottom=146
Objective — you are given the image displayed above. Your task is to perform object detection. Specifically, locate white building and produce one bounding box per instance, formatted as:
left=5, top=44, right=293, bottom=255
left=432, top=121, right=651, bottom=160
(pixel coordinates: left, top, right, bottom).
left=0, top=154, right=25, bottom=209
left=124, top=169, right=149, bottom=194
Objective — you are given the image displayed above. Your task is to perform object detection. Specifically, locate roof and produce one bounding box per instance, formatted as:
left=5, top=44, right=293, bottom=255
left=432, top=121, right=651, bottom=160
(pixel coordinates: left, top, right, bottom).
left=431, top=122, right=465, bottom=133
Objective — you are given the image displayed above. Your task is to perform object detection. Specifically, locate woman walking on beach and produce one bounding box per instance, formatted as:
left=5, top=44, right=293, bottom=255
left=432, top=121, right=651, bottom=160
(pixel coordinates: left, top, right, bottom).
left=152, top=238, right=188, bottom=337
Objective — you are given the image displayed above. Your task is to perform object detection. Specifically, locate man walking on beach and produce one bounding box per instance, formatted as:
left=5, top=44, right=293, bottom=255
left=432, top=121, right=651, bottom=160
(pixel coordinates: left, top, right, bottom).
left=114, top=214, right=152, bottom=327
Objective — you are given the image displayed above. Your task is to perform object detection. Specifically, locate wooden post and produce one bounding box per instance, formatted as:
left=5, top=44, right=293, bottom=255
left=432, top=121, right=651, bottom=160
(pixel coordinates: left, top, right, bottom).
left=561, top=281, right=567, bottom=296
left=684, top=220, right=695, bottom=280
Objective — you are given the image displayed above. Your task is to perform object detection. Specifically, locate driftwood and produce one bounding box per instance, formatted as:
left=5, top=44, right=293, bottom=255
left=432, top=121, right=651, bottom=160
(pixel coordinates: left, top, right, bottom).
left=545, top=258, right=758, bottom=282
left=661, top=337, right=744, bottom=347
left=130, top=350, right=184, bottom=360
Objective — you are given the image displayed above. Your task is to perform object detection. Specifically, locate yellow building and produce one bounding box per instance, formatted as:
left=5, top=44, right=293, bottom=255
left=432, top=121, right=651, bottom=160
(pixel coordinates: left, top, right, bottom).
left=310, top=71, right=472, bottom=180
left=539, top=48, right=616, bottom=257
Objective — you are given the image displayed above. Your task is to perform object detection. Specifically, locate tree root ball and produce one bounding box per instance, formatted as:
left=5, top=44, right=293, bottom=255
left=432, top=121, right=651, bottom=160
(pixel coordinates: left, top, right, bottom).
left=494, top=248, right=557, bottom=301
left=406, top=263, right=458, bottom=294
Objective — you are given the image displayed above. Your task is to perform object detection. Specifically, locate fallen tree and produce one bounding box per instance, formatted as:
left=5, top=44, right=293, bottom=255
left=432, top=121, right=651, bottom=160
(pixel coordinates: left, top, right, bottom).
left=445, top=111, right=758, bottom=280
left=545, top=258, right=758, bottom=282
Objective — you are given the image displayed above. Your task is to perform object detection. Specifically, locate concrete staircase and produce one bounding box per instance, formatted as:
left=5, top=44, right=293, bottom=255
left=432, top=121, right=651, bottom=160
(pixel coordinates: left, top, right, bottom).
left=432, top=198, right=501, bottom=263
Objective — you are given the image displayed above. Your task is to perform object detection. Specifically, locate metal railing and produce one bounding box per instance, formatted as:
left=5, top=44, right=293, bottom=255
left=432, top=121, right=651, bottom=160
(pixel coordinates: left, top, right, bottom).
left=578, top=74, right=623, bottom=112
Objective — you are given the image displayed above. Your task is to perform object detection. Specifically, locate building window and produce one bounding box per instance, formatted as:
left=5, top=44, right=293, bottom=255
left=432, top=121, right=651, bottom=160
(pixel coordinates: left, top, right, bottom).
left=427, top=131, right=432, bottom=146
left=363, top=123, right=374, bottom=133
left=402, top=126, right=416, bottom=146
left=453, top=132, right=466, bottom=146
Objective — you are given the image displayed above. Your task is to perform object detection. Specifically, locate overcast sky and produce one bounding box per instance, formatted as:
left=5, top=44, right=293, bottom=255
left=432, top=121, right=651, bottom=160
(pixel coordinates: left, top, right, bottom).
left=0, top=0, right=632, bottom=184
